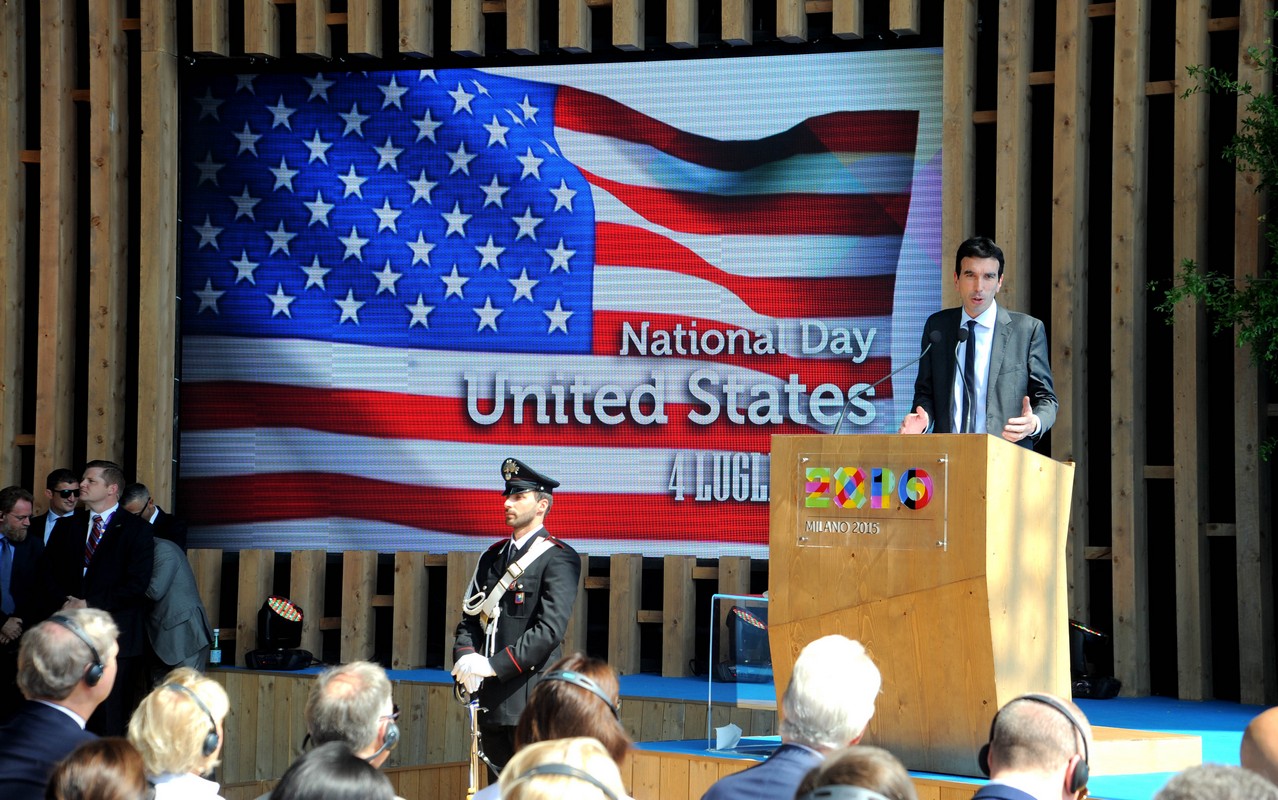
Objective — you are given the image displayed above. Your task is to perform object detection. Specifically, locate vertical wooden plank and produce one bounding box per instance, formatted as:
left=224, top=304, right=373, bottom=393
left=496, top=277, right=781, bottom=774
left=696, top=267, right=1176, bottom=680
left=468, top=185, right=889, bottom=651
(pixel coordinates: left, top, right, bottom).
left=942, top=0, right=977, bottom=308
left=1235, top=0, right=1276, bottom=706
left=289, top=550, right=326, bottom=660
left=994, top=0, right=1033, bottom=311
left=392, top=552, right=428, bottom=669
left=244, top=0, right=281, bottom=58
left=340, top=550, right=377, bottom=662
left=560, top=0, right=592, bottom=53
left=831, top=0, right=863, bottom=40
left=662, top=555, right=695, bottom=677
left=255, top=674, right=276, bottom=779
left=34, top=0, right=77, bottom=494
left=425, top=685, right=448, bottom=763
left=87, top=0, right=130, bottom=466
left=507, top=0, right=539, bottom=54
left=776, top=0, right=805, bottom=44
left=1110, top=0, right=1150, bottom=696
left=188, top=549, right=224, bottom=629
left=401, top=0, right=434, bottom=56
left=451, top=0, right=485, bottom=56
left=888, top=0, right=919, bottom=36
left=192, top=0, right=230, bottom=55
left=667, top=0, right=697, bottom=48
left=1051, top=0, right=1091, bottom=624
left=349, top=0, right=384, bottom=57
left=0, top=0, right=24, bottom=486
left=138, top=0, right=178, bottom=509
left=296, top=0, right=333, bottom=58
left=444, top=551, right=481, bottom=669
left=271, top=674, right=298, bottom=778
left=613, top=0, right=644, bottom=51
left=562, top=553, right=588, bottom=657
left=1171, top=0, right=1212, bottom=701
left=659, top=754, right=689, bottom=800
left=716, top=557, right=750, bottom=664
left=236, top=550, right=275, bottom=665
left=609, top=553, right=642, bottom=675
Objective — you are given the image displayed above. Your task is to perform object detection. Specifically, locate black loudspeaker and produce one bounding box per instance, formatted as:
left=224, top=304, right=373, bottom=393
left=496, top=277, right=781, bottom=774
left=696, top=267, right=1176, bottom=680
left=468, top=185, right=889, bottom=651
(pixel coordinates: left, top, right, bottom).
left=244, top=649, right=314, bottom=670
left=978, top=694, right=1090, bottom=794
left=49, top=615, right=104, bottom=687
left=166, top=683, right=220, bottom=757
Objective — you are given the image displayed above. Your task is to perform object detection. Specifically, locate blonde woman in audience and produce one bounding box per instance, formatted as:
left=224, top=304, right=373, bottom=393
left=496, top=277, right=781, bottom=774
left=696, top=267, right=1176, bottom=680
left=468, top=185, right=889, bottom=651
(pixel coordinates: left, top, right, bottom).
left=499, top=737, right=629, bottom=800
left=46, top=738, right=150, bottom=800
left=127, top=667, right=228, bottom=799
left=794, top=745, right=918, bottom=800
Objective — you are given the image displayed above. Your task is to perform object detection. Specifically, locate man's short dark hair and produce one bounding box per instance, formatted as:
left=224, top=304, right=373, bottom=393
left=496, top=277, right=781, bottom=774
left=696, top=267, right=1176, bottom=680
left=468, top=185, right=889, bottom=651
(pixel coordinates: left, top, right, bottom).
left=0, top=486, right=32, bottom=515
left=46, top=468, right=79, bottom=491
left=84, top=461, right=126, bottom=495
left=120, top=483, right=151, bottom=507
left=955, top=236, right=1005, bottom=278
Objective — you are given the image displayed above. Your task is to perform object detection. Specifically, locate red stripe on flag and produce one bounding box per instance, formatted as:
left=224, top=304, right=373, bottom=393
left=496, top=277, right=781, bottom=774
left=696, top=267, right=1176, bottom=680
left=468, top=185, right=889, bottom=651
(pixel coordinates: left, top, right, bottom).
left=556, top=87, right=919, bottom=170
left=596, top=223, right=896, bottom=318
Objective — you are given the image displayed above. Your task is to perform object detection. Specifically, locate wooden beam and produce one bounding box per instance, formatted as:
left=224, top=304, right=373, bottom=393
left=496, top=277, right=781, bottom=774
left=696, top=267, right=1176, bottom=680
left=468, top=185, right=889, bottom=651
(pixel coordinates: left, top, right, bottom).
left=296, top=0, right=332, bottom=57
left=995, top=0, right=1033, bottom=312
left=340, top=550, right=377, bottom=662
left=888, top=0, right=919, bottom=36
left=188, top=549, right=223, bottom=630
left=559, top=0, right=591, bottom=52
left=400, top=0, right=434, bottom=56
left=288, top=550, right=325, bottom=660
left=138, top=0, right=179, bottom=508
left=34, top=0, right=78, bottom=493
left=1088, top=3, right=1115, bottom=17
left=348, top=0, right=383, bottom=57
left=507, top=0, right=539, bottom=54
left=667, top=0, right=697, bottom=48
left=1051, top=0, right=1092, bottom=624
left=1110, top=0, right=1151, bottom=696
left=608, top=554, right=642, bottom=675
left=244, top=0, right=280, bottom=58
left=192, top=0, right=229, bottom=55
left=1204, top=523, right=1236, bottom=538
left=0, top=0, right=25, bottom=486
left=716, top=557, right=751, bottom=664
left=1146, top=80, right=1176, bottom=95
left=722, top=0, right=752, bottom=45
left=451, top=0, right=485, bottom=56
left=1208, top=16, right=1239, bottom=32
left=941, top=0, right=977, bottom=309
left=391, top=551, right=428, bottom=669
left=87, top=0, right=130, bottom=467
left=1029, top=70, right=1055, bottom=85
left=236, top=551, right=275, bottom=666
left=662, top=555, right=695, bottom=677
left=612, top=0, right=644, bottom=50
left=562, top=553, right=588, bottom=657
left=19, top=151, right=39, bottom=163
left=1143, top=465, right=1173, bottom=480
left=1171, top=0, right=1212, bottom=702
left=776, top=0, right=805, bottom=43
left=831, top=0, right=862, bottom=39
left=1234, top=0, right=1277, bottom=705
left=443, top=551, right=479, bottom=669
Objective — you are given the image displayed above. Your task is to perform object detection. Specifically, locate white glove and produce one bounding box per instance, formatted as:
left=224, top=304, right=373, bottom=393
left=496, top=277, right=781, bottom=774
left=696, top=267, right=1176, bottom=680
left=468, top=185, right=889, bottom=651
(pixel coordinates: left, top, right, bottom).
left=452, top=653, right=496, bottom=693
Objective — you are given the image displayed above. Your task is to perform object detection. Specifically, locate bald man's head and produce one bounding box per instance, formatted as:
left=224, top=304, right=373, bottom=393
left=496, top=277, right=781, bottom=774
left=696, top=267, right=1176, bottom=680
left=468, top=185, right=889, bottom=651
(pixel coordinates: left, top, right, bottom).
left=1242, top=708, right=1278, bottom=786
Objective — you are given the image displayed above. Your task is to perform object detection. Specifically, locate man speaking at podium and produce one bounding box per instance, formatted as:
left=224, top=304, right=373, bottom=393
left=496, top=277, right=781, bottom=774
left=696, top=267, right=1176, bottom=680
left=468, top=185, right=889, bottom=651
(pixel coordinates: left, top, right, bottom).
left=898, top=236, right=1057, bottom=449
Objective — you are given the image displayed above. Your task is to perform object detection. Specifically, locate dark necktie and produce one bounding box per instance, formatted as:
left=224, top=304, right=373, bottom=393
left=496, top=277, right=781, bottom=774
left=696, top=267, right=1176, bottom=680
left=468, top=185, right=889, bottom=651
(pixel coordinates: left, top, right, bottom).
left=0, top=540, right=13, bottom=615
left=962, top=320, right=977, bottom=433
left=85, top=514, right=104, bottom=567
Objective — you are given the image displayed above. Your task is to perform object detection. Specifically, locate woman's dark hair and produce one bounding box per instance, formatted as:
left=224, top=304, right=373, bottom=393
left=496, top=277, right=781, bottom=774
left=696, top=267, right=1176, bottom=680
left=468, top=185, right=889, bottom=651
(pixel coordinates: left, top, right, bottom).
left=269, top=742, right=395, bottom=800
left=795, top=745, right=918, bottom=800
left=514, top=653, right=632, bottom=764
left=46, top=738, right=150, bottom=800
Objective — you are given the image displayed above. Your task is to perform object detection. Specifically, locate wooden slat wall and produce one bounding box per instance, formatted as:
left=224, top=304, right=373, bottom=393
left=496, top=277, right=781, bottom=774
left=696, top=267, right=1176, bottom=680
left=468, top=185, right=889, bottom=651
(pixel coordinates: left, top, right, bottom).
left=400, top=0, right=434, bottom=57
left=0, top=0, right=24, bottom=485
left=297, top=0, right=333, bottom=58
left=941, top=0, right=976, bottom=305
left=994, top=0, right=1032, bottom=312
left=1171, top=0, right=1212, bottom=701
left=192, top=0, right=230, bottom=56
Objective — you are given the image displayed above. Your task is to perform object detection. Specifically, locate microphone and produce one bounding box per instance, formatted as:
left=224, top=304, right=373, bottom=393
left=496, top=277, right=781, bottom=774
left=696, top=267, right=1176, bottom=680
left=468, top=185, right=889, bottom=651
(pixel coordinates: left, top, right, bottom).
left=832, top=329, right=944, bottom=435
left=955, top=326, right=972, bottom=433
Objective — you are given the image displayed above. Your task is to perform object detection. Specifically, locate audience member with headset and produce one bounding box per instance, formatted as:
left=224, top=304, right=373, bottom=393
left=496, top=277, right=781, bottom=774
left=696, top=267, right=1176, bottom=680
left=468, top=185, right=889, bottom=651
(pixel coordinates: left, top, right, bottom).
left=268, top=742, right=395, bottom=800
left=473, top=653, right=632, bottom=800
left=975, top=693, right=1093, bottom=800
left=45, top=737, right=151, bottom=800
left=498, top=737, right=629, bottom=800
left=126, top=667, right=229, bottom=799
left=793, top=745, right=918, bottom=800
left=0, top=609, right=119, bottom=797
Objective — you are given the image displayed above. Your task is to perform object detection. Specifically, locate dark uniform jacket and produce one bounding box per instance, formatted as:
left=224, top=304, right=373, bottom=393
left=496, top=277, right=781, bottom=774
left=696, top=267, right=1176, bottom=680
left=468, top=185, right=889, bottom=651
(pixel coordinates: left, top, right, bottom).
left=453, top=529, right=581, bottom=727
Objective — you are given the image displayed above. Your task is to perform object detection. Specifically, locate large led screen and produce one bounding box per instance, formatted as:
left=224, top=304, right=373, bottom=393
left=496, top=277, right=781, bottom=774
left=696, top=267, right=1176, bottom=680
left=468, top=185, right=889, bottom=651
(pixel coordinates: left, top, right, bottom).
left=177, top=50, right=943, bottom=557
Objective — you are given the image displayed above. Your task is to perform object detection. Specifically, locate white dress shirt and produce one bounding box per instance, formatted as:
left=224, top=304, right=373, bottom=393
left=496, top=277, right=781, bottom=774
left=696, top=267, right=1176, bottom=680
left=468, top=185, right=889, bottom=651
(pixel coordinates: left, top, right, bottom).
left=951, top=301, right=998, bottom=434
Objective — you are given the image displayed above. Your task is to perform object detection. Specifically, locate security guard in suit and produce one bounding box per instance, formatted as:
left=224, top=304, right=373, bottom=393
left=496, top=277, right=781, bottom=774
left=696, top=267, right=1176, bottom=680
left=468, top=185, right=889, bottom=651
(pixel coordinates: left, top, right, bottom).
left=452, top=458, right=581, bottom=775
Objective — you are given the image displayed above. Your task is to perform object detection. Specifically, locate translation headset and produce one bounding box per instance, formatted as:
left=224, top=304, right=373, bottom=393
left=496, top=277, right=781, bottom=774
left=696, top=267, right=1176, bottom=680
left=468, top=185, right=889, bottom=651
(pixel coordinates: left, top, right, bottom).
left=543, top=670, right=620, bottom=720
left=368, top=707, right=401, bottom=760
left=165, top=683, right=221, bottom=758
left=796, top=787, right=891, bottom=800
left=49, top=615, right=104, bottom=687
left=504, top=763, right=620, bottom=800
left=978, top=693, right=1090, bottom=794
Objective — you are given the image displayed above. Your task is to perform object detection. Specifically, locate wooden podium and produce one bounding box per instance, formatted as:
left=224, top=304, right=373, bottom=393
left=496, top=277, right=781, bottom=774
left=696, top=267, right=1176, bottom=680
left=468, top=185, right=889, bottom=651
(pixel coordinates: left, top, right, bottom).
left=768, top=433, right=1075, bottom=777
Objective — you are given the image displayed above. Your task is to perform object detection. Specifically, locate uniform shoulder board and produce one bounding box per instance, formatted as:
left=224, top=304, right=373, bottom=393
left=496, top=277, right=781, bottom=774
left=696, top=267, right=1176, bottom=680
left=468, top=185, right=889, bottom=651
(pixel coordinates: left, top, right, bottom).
left=547, top=536, right=568, bottom=548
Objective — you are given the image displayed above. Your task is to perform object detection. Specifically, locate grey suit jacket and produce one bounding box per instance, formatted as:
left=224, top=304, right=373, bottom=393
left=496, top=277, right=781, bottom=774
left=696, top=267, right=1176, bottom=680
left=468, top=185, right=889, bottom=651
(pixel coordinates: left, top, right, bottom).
left=146, top=538, right=213, bottom=667
left=911, top=305, right=1057, bottom=449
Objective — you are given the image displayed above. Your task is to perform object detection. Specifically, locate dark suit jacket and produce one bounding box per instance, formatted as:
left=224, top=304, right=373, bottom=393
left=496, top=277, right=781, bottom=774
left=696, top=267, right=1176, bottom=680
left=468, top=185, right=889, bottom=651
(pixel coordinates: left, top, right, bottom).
left=151, top=508, right=188, bottom=551
left=2, top=533, right=44, bottom=630
left=36, top=509, right=155, bottom=658
left=453, top=530, right=581, bottom=727
left=146, top=538, right=212, bottom=666
left=0, top=700, right=96, bottom=798
left=971, top=782, right=1039, bottom=800
left=911, top=305, right=1058, bottom=449
left=700, top=743, right=823, bottom=800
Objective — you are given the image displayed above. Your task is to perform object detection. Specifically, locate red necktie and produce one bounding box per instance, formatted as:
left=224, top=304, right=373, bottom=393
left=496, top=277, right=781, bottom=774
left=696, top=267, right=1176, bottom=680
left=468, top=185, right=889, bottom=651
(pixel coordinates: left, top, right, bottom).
left=84, top=515, right=104, bottom=567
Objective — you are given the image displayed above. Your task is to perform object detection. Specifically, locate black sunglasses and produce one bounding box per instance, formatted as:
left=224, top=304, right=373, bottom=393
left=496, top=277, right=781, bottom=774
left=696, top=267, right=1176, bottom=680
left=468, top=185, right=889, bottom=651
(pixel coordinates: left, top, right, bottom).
left=54, top=489, right=80, bottom=499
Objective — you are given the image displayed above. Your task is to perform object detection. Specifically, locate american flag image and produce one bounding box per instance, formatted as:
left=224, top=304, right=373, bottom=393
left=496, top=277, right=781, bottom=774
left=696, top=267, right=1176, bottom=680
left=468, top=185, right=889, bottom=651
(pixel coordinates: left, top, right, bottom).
left=177, top=58, right=936, bottom=556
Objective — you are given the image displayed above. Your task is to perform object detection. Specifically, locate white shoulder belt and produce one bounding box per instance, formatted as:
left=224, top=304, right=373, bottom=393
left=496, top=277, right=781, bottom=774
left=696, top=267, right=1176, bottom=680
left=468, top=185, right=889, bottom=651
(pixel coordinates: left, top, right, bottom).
left=461, top=537, right=556, bottom=656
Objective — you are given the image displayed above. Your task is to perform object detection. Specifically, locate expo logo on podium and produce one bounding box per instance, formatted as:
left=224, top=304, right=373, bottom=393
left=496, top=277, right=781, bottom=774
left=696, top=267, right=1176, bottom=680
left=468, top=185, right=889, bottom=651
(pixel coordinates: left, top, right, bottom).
left=804, top=466, right=934, bottom=510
